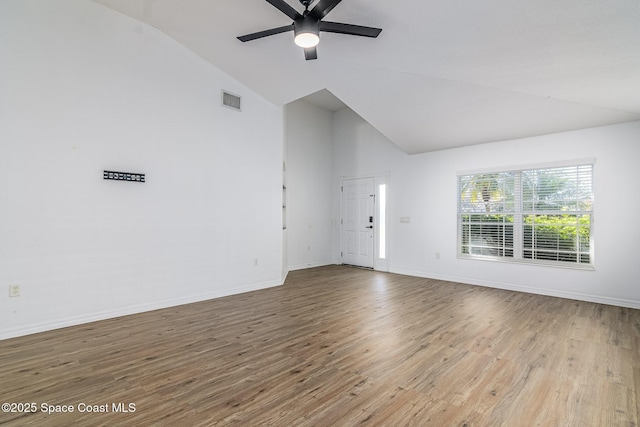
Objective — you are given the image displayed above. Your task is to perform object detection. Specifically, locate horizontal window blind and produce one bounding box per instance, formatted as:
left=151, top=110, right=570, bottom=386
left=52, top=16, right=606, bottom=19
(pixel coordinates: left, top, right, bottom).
left=457, top=163, right=593, bottom=267
left=458, top=172, right=515, bottom=258
left=521, top=165, right=593, bottom=264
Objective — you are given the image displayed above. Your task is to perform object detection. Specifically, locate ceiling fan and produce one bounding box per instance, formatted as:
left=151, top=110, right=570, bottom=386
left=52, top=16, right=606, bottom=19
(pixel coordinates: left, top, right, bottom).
left=237, top=0, right=382, bottom=60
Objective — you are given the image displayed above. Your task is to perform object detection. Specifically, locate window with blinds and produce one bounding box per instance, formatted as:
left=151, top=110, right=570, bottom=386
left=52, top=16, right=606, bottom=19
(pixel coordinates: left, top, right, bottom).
left=458, top=162, right=594, bottom=268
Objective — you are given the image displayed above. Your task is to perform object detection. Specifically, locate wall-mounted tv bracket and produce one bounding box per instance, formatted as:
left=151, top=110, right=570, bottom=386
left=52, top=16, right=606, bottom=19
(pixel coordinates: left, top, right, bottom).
left=103, top=170, right=145, bottom=182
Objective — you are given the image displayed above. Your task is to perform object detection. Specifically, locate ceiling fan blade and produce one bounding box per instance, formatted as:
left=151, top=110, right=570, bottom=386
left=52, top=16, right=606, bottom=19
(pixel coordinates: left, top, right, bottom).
left=320, top=21, right=382, bottom=38
left=237, top=24, right=294, bottom=42
left=304, top=46, right=318, bottom=60
left=265, top=0, right=301, bottom=20
left=309, top=0, right=342, bottom=20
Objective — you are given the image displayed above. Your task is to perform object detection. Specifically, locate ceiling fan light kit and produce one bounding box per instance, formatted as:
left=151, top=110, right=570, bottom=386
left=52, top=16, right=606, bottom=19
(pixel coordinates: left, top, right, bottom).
left=294, top=16, right=320, bottom=48
left=238, top=0, right=382, bottom=60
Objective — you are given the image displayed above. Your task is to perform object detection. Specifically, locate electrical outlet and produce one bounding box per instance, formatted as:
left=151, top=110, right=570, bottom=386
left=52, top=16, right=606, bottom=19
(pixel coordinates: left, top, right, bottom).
left=435, top=252, right=441, bottom=259
left=9, top=285, right=20, bottom=297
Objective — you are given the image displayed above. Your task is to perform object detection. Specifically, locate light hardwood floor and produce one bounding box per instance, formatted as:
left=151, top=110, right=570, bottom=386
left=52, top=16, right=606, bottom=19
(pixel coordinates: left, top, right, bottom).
left=1, top=265, right=639, bottom=426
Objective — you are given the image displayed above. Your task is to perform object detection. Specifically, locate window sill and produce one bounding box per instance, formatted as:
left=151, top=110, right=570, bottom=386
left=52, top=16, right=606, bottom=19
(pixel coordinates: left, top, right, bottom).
left=457, top=254, right=595, bottom=271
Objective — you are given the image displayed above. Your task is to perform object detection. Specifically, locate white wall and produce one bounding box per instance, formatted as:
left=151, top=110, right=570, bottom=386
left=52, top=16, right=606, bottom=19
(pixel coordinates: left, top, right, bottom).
left=285, top=100, right=334, bottom=270
left=333, top=109, right=640, bottom=308
left=0, top=0, right=284, bottom=339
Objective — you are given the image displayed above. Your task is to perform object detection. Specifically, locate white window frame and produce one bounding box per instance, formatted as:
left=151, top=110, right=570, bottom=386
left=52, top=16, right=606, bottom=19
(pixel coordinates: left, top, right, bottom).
left=457, top=159, right=595, bottom=270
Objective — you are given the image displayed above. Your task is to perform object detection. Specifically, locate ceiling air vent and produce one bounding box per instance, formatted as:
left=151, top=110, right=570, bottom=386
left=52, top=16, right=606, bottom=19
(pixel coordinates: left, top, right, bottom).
left=222, top=90, right=241, bottom=111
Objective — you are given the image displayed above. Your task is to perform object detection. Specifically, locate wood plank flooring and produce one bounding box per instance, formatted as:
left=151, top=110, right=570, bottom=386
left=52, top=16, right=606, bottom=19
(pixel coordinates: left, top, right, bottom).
left=1, top=265, right=639, bottom=426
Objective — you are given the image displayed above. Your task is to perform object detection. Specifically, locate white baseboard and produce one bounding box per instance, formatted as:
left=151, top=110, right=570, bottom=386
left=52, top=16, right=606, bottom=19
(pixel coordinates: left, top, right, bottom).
left=6, top=267, right=636, bottom=341
left=288, top=261, right=334, bottom=271
left=389, top=267, right=640, bottom=310
left=0, top=278, right=282, bottom=341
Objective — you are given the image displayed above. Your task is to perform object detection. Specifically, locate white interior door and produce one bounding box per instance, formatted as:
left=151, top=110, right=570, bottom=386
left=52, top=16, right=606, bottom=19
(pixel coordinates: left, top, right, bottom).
left=341, top=177, right=375, bottom=268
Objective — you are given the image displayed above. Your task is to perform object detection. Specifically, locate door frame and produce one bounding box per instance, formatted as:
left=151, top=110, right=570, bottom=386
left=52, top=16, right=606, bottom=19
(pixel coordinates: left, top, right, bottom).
left=339, top=173, right=389, bottom=272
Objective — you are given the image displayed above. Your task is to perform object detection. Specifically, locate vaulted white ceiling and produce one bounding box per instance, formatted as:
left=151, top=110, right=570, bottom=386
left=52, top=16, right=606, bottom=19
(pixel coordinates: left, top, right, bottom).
left=92, top=0, right=640, bottom=154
